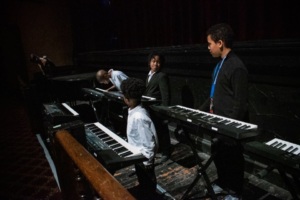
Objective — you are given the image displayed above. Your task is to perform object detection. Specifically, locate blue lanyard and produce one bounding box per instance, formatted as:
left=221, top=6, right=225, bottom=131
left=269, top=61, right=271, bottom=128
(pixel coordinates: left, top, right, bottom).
left=210, top=57, right=226, bottom=98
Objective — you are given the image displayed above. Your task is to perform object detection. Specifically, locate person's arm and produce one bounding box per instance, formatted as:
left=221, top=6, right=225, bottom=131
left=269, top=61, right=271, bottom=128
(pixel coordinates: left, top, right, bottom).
left=199, top=68, right=214, bottom=112
left=199, top=98, right=210, bottom=111
left=106, top=85, right=116, bottom=91
left=137, top=118, right=156, bottom=165
left=37, top=63, right=46, bottom=75
left=112, top=71, right=128, bottom=91
left=159, top=74, right=170, bottom=106
left=231, top=68, right=248, bottom=120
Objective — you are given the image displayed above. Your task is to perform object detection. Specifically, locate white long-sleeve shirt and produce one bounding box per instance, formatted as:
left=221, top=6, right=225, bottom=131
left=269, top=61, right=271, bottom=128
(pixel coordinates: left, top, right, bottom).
left=126, top=105, right=158, bottom=165
left=109, top=69, right=128, bottom=91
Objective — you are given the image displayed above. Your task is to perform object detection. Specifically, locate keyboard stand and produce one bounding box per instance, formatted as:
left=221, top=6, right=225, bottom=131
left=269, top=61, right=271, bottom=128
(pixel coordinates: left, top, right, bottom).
left=84, top=94, right=109, bottom=125
left=245, top=141, right=300, bottom=200
left=278, top=169, right=300, bottom=200
left=86, top=98, right=99, bottom=122
left=180, top=126, right=219, bottom=200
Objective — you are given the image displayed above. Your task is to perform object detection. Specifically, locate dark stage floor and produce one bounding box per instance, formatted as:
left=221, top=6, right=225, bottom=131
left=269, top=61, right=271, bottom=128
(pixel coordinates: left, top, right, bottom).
left=114, top=137, right=293, bottom=200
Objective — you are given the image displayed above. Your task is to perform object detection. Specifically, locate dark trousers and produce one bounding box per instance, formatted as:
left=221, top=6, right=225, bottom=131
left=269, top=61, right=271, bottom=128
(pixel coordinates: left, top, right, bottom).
left=150, top=110, right=171, bottom=155
left=135, top=162, right=157, bottom=192
left=212, top=137, right=245, bottom=195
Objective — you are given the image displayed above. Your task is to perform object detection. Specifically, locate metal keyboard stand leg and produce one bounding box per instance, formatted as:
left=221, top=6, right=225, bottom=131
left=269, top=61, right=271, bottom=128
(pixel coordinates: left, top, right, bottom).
left=278, top=169, right=300, bottom=200
left=88, top=98, right=101, bottom=122
left=180, top=128, right=218, bottom=200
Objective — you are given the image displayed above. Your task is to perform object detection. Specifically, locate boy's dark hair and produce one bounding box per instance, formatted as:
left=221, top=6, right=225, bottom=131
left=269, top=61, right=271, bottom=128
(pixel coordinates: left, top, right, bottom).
left=121, top=77, right=146, bottom=99
left=206, top=23, right=234, bottom=48
left=147, top=52, right=165, bottom=67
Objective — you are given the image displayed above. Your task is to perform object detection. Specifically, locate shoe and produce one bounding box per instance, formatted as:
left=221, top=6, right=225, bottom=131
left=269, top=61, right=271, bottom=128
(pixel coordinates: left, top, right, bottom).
left=211, top=183, right=224, bottom=194
left=160, top=154, right=170, bottom=162
left=224, top=194, right=242, bottom=200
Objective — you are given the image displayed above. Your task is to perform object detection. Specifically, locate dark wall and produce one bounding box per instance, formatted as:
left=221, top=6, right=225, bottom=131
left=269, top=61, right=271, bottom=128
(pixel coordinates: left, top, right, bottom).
left=2, top=0, right=300, bottom=82
left=71, top=0, right=300, bottom=52
left=76, top=39, right=300, bottom=145
left=0, top=25, right=26, bottom=94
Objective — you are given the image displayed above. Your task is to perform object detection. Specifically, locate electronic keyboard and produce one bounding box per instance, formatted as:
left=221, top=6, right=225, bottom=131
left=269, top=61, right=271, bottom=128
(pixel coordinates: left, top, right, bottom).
left=94, top=88, right=159, bottom=105
left=245, top=138, right=300, bottom=172
left=244, top=138, right=300, bottom=199
left=43, top=102, right=80, bottom=125
left=85, top=122, right=147, bottom=173
left=150, top=105, right=259, bottom=140
left=82, top=88, right=105, bottom=99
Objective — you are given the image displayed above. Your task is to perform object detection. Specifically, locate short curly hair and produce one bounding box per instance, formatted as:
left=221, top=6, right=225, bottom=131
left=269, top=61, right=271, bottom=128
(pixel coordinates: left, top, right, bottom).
left=206, top=23, right=234, bottom=48
left=121, top=77, right=146, bottom=100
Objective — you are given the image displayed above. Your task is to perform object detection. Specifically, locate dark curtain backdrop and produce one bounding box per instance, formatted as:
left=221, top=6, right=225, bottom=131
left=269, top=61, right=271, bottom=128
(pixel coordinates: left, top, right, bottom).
left=72, top=0, right=300, bottom=52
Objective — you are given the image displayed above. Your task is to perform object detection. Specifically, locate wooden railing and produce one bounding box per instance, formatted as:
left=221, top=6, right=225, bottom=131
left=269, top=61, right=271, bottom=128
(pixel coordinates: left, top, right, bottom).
left=54, top=129, right=135, bottom=200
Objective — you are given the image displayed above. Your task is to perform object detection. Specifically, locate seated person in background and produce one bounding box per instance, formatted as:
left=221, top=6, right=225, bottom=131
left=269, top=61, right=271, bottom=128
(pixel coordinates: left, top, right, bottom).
left=121, top=77, right=158, bottom=196
left=96, top=69, right=128, bottom=91
left=30, top=53, right=55, bottom=77
left=29, top=53, right=56, bottom=102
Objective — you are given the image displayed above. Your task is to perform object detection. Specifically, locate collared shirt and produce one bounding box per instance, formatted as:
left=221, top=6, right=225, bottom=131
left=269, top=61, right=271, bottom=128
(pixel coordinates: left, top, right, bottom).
left=109, top=69, right=128, bottom=91
left=127, top=105, right=158, bottom=165
left=147, top=71, right=156, bottom=83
